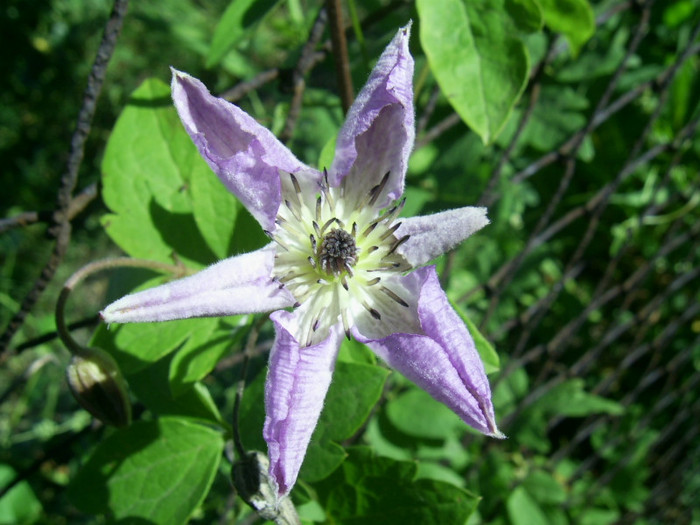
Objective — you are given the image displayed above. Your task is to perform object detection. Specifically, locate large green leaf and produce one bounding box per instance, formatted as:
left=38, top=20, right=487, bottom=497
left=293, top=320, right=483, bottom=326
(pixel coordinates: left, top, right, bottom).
left=418, top=0, right=530, bottom=144
left=128, top=352, right=223, bottom=425
left=168, top=318, right=247, bottom=397
left=68, top=418, right=224, bottom=524
left=318, top=447, right=480, bottom=524
left=101, top=78, right=238, bottom=267
left=189, top=153, right=240, bottom=260
left=92, top=317, right=217, bottom=375
left=101, top=79, right=213, bottom=267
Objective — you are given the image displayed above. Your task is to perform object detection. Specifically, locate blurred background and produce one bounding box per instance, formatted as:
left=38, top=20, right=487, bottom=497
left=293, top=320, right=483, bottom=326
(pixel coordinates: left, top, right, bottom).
left=1, top=0, right=698, bottom=523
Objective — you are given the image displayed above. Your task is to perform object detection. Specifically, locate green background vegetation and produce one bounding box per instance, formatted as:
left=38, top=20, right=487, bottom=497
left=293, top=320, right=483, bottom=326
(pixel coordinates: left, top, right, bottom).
left=1, top=0, right=698, bottom=523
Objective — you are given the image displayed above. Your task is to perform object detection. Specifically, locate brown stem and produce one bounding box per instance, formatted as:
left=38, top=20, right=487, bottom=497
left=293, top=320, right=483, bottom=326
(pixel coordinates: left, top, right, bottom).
left=326, top=0, right=354, bottom=113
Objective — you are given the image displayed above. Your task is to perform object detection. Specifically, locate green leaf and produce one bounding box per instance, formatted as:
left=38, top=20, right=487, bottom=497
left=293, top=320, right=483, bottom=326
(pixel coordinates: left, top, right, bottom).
left=318, top=133, right=337, bottom=172
left=237, top=368, right=268, bottom=452
left=230, top=205, right=270, bottom=254
left=514, top=86, right=589, bottom=153
left=238, top=362, right=389, bottom=484
left=189, top=158, right=239, bottom=259
left=418, top=0, right=530, bottom=144
left=318, top=447, right=480, bottom=524
left=168, top=318, right=247, bottom=397
left=536, top=0, right=595, bottom=56
left=321, top=362, right=389, bottom=442
left=415, top=461, right=467, bottom=488
left=299, top=441, right=348, bottom=485
left=507, top=486, right=549, bottom=525
left=451, top=300, right=500, bottom=374
left=128, top=352, right=223, bottom=424
left=92, top=318, right=193, bottom=375
left=68, top=418, right=224, bottom=524
left=386, top=388, right=466, bottom=440
left=534, top=379, right=623, bottom=418
left=92, top=317, right=216, bottom=375
left=337, top=337, right=377, bottom=365
left=101, top=78, right=219, bottom=268
left=301, top=362, right=389, bottom=482
left=505, top=0, right=543, bottom=33
left=0, top=464, right=42, bottom=525
left=493, top=366, right=529, bottom=413
left=206, top=0, right=281, bottom=68
left=522, top=469, right=567, bottom=504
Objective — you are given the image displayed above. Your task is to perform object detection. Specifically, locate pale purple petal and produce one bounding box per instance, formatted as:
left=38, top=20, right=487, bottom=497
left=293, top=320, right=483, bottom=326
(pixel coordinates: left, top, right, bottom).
left=329, top=24, right=414, bottom=209
left=101, top=244, right=294, bottom=323
left=354, top=266, right=503, bottom=437
left=395, top=207, right=489, bottom=266
left=264, top=312, right=343, bottom=496
left=171, top=69, right=316, bottom=231
left=352, top=272, right=423, bottom=341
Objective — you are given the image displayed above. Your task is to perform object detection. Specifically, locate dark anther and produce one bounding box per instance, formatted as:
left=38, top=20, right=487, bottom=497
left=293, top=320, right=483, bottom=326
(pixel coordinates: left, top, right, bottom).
left=318, top=228, right=358, bottom=276
left=368, top=171, right=390, bottom=207
left=290, top=173, right=302, bottom=195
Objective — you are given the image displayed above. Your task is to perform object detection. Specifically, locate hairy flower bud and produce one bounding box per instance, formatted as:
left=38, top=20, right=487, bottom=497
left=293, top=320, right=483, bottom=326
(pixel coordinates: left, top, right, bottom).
left=232, top=451, right=300, bottom=525
left=66, top=348, right=131, bottom=427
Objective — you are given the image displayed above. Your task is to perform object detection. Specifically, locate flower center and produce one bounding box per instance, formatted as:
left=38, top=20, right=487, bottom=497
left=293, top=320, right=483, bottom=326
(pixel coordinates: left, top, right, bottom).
left=319, top=228, right=357, bottom=276
left=269, top=171, right=413, bottom=346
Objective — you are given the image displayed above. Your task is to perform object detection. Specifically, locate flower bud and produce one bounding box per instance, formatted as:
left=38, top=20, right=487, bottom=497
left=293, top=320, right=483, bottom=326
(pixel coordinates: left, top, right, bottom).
left=66, top=348, right=131, bottom=427
left=232, top=451, right=300, bottom=524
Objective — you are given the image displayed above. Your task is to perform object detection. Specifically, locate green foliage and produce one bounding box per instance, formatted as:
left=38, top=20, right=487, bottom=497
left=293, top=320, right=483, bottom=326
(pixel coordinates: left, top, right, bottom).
left=452, top=300, right=501, bottom=374
left=4, top=0, right=698, bottom=524
left=236, top=361, right=390, bottom=484
left=101, top=78, right=237, bottom=268
left=417, top=0, right=531, bottom=144
left=0, top=465, right=42, bottom=525
left=315, top=447, right=480, bottom=524
left=68, top=417, right=224, bottom=523
left=386, top=388, right=466, bottom=440
left=537, top=0, right=595, bottom=55
left=207, top=0, right=283, bottom=68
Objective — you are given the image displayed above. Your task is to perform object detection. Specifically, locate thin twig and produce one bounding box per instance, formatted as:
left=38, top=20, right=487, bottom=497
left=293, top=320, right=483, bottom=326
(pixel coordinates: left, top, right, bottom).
left=326, top=0, right=354, bottom=113
left=280, top=9, right=329, bottom=144
left=0, top=0, right=128, bottom=354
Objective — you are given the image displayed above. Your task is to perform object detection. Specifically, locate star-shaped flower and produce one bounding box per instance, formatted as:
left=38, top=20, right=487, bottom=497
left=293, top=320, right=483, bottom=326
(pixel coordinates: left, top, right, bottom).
left=102, top=24, right=503, bottom=498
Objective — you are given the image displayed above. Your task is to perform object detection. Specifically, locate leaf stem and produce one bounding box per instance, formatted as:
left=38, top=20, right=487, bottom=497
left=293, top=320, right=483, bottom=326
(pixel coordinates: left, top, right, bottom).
left=55, top=258, right=191, bottom=356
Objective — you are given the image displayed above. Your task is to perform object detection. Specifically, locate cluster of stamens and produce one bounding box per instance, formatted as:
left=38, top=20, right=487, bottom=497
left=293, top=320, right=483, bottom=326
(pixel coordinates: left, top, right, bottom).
left=319, top=228, right=357, bottom=275
left=266, top=170, right=412, bottom=346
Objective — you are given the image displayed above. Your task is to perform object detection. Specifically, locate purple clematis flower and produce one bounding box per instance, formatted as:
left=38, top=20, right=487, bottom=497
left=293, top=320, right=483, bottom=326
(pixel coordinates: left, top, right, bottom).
left=102, top=24, right=503, bottom=498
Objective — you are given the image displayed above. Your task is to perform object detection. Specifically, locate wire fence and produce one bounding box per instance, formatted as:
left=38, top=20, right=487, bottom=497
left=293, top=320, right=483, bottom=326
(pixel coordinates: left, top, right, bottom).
left=457, top=1, right=699, bottom=522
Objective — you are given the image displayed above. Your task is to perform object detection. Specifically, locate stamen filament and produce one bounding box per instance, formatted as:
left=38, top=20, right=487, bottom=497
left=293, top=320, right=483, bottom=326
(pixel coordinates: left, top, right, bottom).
left=362, top=301, right=382, bottom=320
left=368, top=171, right=390, bottom=207
left=385, top=235, right=411, bottom=256
left=380, top=286, right=409, bottom=307
left=379, top=222, right=401, bottom=241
